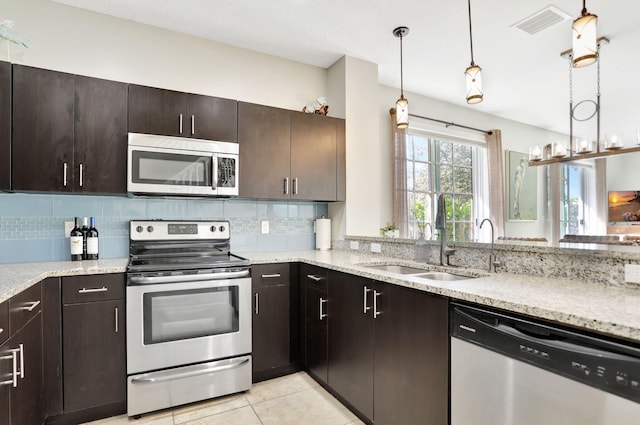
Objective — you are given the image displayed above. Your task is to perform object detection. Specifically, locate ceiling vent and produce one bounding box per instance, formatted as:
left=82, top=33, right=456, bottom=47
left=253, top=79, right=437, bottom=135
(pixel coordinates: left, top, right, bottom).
left=511, top=6, right=571, bottom=35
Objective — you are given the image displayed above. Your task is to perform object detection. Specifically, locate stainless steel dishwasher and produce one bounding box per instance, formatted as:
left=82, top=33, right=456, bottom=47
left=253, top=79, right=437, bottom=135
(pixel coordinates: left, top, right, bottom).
left=450, top=303, right=640, bottom=425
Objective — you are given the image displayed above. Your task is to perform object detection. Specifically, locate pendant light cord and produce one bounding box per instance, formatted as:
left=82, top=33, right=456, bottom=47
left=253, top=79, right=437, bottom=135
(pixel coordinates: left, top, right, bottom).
left=468, top=0, right=475, bottom=65
left=399, top=34, right=404, bottom=98
left=582, top=0, right=587, bottom=16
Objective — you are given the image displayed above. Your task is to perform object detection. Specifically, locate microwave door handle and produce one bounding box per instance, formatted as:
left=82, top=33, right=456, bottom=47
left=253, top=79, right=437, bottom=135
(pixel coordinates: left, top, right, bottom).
left=211, top=154, right=218, bottom=192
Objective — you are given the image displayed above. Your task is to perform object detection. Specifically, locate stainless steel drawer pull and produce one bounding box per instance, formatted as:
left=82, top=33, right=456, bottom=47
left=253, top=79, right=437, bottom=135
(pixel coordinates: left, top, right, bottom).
left=319, top=298, right=328, bottom=320
left=293, top=178, right=299, bottom=195
left=254, top=293, right=259, bottom=315
left=284, top=177, right=289, bottom=195
left=22, top=301, right=41, bottom=312
left=78, top=287, right=108, bottom=294
left=11, top=348, right=18, bottom=387
left=307, top=274, right=323, bottom=282
left=191, top=115, right=195, bottom=135
left=63, top=162, right=68, bottom=187
left=131, top=358, right=250, bottom=384
left=363, top=286, right=372, bottom=313
left=261, top=273, right=282, bottom=278
left=0, top=328, right=3, bottom=334
left=115, top=307, right=119, bottom=333
left=0, top=352, right=13, bottom=387
left=79, top=163, right=84, bottom=187
left=373, top=290, right=382, bottom=318
left=18, top=344, right=24, bottom=379
left=179, top=114, right=184, bottom=134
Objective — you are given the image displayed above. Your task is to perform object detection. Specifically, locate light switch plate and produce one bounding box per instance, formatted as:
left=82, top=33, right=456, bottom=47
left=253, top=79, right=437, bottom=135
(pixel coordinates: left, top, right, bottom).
left=350, top=241, right=359, bottom=250
left=261, top=221, right=269, bottom=234
left=370, top=243, right=382, bottom=253
left=624, top=264, right=640, bottom=284
left=64, top=221, right=74, bottom=236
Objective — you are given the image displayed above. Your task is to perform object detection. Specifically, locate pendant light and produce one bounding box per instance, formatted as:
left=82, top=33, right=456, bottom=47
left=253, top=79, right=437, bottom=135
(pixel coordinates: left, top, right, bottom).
left=393, top=26, right=409, bottom=129
left=572, top=0, right=598, bottom=68
left=465, top=0, right=483, bottom=104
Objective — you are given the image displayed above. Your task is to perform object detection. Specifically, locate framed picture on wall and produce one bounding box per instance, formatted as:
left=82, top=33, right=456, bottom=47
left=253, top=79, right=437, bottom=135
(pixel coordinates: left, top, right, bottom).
left=507, top=150, right=537, bottom=221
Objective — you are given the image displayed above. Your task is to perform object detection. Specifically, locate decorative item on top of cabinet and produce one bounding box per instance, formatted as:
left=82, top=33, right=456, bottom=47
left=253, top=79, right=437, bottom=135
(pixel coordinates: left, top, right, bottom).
left=128, top=84, right=237, bottom=142
left=301, top=264, right=329, bottom=385
left=252, top=263, right=293, bottom=382
left=0, top=61, right=10, bottom=191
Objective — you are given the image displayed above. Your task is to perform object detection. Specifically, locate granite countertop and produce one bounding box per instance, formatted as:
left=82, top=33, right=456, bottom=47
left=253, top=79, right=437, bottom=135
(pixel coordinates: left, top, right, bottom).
left=1, top=251, right=639, bottom=343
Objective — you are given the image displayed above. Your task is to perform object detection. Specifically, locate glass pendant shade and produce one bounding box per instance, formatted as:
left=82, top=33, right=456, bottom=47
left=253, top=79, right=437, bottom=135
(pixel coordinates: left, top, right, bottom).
left=572, top=13, right=598, bottom=68
left=465, top=64, right=483, bottom=104
left=396, top=96, right=409, bottom=128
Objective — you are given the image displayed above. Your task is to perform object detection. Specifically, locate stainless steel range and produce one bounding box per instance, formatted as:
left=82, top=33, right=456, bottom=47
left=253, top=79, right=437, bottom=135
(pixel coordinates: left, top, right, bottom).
left=126, top=220, right=252, bottom=417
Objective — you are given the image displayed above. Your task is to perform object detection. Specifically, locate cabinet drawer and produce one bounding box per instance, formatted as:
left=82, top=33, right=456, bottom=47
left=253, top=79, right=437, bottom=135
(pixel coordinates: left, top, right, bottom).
left=301, top=265, right=328, bottom=293
left=62, top=274, right=125, bottom=304
left=9, top=281, right=42, bottom=336
left=0, top=299, right=8, bottom=344
left=252, top=264, right=290, bottom=288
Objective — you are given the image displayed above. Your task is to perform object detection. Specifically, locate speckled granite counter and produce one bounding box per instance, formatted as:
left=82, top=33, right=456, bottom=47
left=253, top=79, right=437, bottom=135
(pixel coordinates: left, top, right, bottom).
left=1, top=251, right=639, bottom=343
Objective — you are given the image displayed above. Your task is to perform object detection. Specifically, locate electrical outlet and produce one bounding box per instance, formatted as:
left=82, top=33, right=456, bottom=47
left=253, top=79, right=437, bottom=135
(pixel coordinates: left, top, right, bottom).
left=261, top=220, right=269, bottom=234
left=370, top=243, right=382, bottom=253
left=350, top=241, right=359, bottom=250
left=64, top=221, right=74, bottom=236
left=625, top=264, right=640, bottom=284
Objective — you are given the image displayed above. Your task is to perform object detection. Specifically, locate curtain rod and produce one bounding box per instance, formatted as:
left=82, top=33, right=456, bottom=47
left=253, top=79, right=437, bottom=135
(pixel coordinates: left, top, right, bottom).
left=409, top=113, right=492, bottom=135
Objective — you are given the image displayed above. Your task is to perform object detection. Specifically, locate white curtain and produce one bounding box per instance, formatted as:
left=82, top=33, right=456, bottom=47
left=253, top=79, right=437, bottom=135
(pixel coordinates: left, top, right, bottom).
left=485, top=129, right=505, bottom=237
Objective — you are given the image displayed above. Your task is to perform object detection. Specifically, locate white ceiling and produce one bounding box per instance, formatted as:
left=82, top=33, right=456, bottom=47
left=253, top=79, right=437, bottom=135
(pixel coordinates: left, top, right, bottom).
left=52, top=0, right=640, bottom=140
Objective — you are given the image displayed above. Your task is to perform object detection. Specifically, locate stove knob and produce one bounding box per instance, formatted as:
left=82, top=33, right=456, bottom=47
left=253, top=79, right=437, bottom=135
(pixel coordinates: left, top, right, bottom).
left=136, top=226, right=143, bottom=233
left=210, top=226, right=217, bottom=232
left=147, top=226, right=154, bottom=233
left=219, top=225, right=226, bottom=233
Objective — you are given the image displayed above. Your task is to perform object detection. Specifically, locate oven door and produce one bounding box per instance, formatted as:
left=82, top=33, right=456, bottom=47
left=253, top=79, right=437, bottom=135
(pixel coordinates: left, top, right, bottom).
left=128, top=144, right=217, bottom=196
left=126, top=273, right=251, bottom=374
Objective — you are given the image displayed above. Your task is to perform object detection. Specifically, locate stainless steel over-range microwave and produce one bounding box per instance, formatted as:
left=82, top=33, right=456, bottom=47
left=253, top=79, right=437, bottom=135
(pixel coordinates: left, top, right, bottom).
left=127, top=133, right=239, bottom=197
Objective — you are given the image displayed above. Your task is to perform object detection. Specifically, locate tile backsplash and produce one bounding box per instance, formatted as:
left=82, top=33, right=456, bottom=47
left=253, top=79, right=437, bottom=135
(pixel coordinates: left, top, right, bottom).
left=0, top=193, right=328, bottom=263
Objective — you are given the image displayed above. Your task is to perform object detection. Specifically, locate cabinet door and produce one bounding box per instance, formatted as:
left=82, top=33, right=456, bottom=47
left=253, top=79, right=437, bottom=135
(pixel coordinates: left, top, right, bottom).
left=290, top=112, right=337, bottom=201
left=128, top=84, right=187, bottom=137
left=328, top=272, right=374, bottom=420
left=0, top=336, right=10, bottom=425
left=238, top=102, right=291, bottom=199
left=0, top=61, right=10, bottom=190
left=74, top=75, right=128, bottom=194
left=10, top=314, right=44, bottom=425
left=187, top=94, right=237, bottom=142
left=62, top=299, right=126, bottom=412
left=13, top=65, right=74, bottom=192
left=373, top=285, right=449, bottom=425
left=252, top=284, right=290, bottom=375
left=302, top=265, right=328, bottom=384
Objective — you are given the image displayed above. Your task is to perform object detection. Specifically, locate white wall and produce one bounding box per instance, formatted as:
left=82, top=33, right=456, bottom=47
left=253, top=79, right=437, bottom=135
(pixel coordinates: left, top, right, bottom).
left=3, top=0, right=326, bottom=110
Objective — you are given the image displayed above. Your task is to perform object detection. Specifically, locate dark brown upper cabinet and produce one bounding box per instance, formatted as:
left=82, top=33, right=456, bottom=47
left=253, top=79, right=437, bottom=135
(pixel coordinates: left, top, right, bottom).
left=0, top=61, right=11, bottom=191
left=238, top=102, right=345, bottom=201
left=12, top=65, right=128, bottom=194
left=128, top=84, right=237, bottom=142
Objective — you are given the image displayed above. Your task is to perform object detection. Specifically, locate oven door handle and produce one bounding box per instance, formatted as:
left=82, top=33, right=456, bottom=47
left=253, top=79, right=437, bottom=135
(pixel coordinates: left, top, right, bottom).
left=128, top=269, right=250, bottom=285
left=130, top=358, right=250, bottom=384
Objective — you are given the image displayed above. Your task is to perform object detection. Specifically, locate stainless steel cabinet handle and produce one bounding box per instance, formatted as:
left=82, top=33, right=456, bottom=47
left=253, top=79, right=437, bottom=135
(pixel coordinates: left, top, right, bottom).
left=21, top=301, right=41, bottom=312
left=261, top=273, right=282, bottom=278
left=0, top=328, right=3, bottom=334
left=284, top=177, right=289, bottom=195
left=363, top=286, right=372, bottom=313
left=307, top=274, right=323, bottom=282
left=78, top=287, right=108, bottom=294
left=293, top=178, right=298, bottom=195
left=179, top=113, right=184, bottom=134
left=191, top=115, right=195, bottom=135
left=319, top=298, right=327, bottom=320
left=373, top=290, right=382, bottom=318
left=63, top=163, right=68, bottom=187
left=0, top=350, right=17, bottom=387
left=115, top=307, right=119, bottom=333
left=18, top=344, right=24, bottom=379
left=79, top=163, right=84, bottom=187
left=254, top=293, right=259, bottom=315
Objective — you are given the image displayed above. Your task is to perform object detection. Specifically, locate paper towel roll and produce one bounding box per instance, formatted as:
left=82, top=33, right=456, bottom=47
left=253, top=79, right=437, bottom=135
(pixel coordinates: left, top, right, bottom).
left=315, top=218, right=331, bottom=251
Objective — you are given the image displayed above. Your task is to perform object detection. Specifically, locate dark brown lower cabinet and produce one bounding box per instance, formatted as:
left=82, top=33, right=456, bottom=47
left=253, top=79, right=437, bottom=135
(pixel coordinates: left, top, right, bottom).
left=252, top=263, right=291, bottom=382
left=62, top=299, right=126, bottom=412
left=328, top=272, right=374, bottom=420
left=302, top=265, right=329, bottom=385
left=0, top=312, right=44, bottom=425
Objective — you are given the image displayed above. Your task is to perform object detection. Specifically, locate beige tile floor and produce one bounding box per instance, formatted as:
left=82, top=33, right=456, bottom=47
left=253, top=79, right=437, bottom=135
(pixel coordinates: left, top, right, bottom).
left=84, top=372, right=365, bottom=425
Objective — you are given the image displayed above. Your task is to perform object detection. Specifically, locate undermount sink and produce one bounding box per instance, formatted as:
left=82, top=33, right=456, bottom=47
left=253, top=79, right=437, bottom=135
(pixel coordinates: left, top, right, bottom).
left=363, top=264, right=428, bottom=274
left=361, top=263, right=477, bottom=281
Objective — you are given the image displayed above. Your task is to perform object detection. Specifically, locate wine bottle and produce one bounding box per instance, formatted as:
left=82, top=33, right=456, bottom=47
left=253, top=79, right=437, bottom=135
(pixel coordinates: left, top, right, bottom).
left=81, top=217, right=89, bottom=260
left=70, top=217, right=83, bottom=261
left=86, top=216, right=99, bottom=260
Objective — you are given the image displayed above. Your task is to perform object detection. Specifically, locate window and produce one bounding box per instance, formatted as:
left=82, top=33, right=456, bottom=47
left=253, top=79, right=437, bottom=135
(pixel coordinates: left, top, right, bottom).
left=402, top=129, right=486, bottom=242
left=560, top=163, right=596, bottom=236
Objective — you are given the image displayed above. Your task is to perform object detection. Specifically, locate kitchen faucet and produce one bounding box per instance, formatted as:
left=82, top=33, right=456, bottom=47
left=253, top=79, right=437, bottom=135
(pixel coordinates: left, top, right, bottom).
left=479, top=218, right=501, bottom=272
left=435, top=194, right=456, bottom=266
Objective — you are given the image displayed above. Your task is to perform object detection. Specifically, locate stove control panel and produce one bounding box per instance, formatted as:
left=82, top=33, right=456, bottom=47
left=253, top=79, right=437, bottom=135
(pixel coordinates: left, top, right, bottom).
left=130, top=220, right=231, bottom=241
